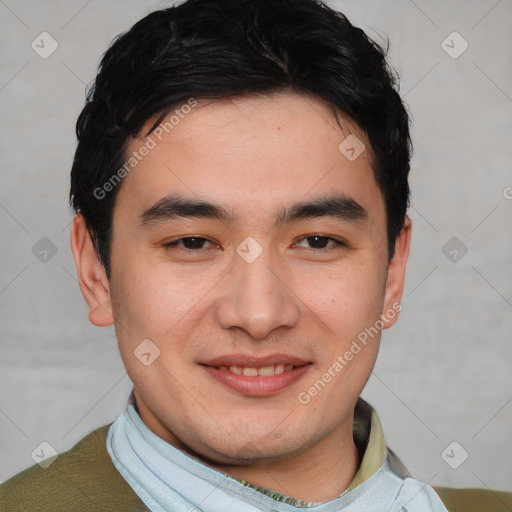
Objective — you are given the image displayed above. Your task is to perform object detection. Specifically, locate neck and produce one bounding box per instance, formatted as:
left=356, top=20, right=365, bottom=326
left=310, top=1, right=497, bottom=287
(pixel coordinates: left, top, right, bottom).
left=133, top=393, right=359, bottom=504
left=211, top=422, right=360, bottom=503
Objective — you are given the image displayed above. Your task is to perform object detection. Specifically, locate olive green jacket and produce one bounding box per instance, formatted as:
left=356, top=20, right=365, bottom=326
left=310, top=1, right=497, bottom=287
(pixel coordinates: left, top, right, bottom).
left=1, top=423, right=511, bottom=512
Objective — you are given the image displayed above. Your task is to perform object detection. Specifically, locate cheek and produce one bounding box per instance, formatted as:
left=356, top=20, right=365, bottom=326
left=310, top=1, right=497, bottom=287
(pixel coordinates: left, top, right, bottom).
left=111, top=255, right=214, bottom=338
left=297, top=257, right=385, bottom=337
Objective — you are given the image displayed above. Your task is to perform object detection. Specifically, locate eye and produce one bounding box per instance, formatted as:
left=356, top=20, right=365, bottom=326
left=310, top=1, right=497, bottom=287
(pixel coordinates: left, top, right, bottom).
left=294, top=235, right=345, bottom=250
left=163, top=235, right=345, bottom=252
left=164, top=237, right=218, bottom=250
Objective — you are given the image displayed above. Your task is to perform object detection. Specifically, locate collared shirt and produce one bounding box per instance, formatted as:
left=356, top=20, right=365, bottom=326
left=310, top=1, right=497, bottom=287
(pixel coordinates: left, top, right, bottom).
left=2, top=391, right=511, bottom=511
left=174, top=394, right=401, bottom=507
left=104, top=391, right=447, bottom=511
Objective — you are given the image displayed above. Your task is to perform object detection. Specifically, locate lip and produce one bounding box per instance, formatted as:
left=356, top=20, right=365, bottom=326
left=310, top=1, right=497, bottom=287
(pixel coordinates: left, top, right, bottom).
left=200, top=354, right=312, bottom=397
left=201, top=353, right=310, bottom=367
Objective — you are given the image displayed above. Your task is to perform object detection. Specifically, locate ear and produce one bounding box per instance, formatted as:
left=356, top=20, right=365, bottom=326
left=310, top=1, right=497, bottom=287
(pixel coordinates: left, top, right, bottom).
left=381, top=215, right=412, bottom=329
left=70, top=213, right=114, bottom=327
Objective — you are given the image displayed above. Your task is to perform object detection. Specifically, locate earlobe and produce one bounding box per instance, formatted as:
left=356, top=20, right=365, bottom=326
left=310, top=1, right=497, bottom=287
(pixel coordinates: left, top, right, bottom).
left=70, top=214, right=114, bottom=327
left=382, top=215, right=412, bottom=329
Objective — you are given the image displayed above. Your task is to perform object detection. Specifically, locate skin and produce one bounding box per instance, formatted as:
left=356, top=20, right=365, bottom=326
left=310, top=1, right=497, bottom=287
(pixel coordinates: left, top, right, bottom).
left=71, top=91, right=411, bottom=503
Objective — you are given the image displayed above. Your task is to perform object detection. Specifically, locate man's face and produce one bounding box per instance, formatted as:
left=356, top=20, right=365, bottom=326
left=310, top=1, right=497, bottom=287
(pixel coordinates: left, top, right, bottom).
left=83, top=92, right=408, bottom=465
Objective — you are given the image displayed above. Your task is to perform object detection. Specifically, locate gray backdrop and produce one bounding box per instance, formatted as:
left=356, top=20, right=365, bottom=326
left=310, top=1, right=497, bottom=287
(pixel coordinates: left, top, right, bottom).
left=1, top=0, right=511, bottom=493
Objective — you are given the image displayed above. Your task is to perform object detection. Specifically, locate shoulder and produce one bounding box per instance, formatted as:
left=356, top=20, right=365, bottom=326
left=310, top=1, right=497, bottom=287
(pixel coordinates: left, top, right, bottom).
left=433, top=485, right=512, bottom=512
left=387, top=447, right=512, bottom=512
left=0, top=424, right=149, bottom=512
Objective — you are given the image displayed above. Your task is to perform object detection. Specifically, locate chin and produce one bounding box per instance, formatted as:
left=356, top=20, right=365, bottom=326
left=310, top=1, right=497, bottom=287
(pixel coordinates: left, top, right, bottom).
left=186, top=427, right=313, bottom=467
left=200, top=443, right=300, bottom=467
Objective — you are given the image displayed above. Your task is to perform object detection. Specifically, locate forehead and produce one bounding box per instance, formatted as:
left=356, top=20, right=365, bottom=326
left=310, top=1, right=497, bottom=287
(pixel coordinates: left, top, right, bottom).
left=114, top=92, right=384, bottom=226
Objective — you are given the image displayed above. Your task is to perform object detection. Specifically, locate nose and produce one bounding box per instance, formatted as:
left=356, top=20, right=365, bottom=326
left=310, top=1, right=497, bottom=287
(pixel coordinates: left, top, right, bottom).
left=215, top=247, right=300, bottom=340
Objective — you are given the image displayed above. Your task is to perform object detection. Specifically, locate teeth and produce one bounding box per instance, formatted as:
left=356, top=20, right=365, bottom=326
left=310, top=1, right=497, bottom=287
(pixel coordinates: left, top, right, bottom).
left=219, top=364, right=296, bottom=376
left=242, top=367, right=258, bottom=376
left=257, top=365, right=275, bottom=376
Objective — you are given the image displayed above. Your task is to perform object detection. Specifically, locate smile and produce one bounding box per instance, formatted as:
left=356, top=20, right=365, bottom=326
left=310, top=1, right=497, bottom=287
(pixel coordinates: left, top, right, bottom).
left=214, top=364, right=295, bottom=376
left=200, top=357, right=312, bottom=396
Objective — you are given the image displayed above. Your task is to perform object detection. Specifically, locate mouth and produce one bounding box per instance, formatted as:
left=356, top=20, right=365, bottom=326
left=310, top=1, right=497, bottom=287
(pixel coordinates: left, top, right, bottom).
left=204, top=363, right=298, bottom=376
left=199, top=355, right=312, bottom=396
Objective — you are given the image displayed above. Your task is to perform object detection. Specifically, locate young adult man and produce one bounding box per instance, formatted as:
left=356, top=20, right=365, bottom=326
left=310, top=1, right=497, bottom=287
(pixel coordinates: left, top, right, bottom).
left=1, top=0, right=511, bottom=510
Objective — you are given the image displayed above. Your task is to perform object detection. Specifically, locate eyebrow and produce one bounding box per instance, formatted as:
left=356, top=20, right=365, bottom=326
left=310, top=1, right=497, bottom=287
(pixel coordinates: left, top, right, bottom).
left=138, top=193, right=368, bottom=227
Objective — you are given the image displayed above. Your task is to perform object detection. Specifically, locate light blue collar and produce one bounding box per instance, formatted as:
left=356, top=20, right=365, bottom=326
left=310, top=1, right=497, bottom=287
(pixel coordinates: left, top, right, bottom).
left=106, top=397, right=448, bottom=512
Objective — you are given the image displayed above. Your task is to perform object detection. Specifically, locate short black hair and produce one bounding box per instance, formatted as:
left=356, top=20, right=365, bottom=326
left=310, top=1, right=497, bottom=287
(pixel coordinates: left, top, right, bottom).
left=70, top=0, right=411, bottom=280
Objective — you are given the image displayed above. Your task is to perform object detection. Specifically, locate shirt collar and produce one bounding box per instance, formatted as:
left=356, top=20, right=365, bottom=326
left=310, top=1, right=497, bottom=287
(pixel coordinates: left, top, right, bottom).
left=128, top=390, right=389, bottom=508
left=226, top=397, right=388, bottom=507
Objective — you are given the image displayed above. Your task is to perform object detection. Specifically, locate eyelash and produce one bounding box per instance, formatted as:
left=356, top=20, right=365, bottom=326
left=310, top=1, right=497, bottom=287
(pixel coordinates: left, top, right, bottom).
left=163, top=235, right=346, bottom=251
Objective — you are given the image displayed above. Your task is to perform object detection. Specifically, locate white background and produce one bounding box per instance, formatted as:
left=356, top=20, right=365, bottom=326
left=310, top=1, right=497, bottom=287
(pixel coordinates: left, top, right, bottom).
left=0, top=0, right=511, bottom=492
